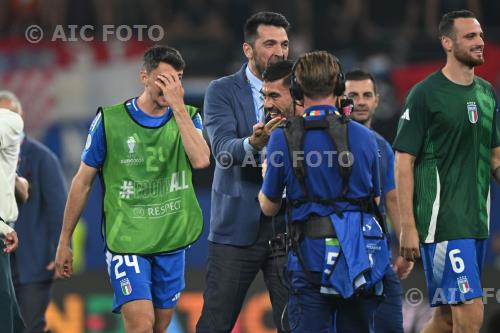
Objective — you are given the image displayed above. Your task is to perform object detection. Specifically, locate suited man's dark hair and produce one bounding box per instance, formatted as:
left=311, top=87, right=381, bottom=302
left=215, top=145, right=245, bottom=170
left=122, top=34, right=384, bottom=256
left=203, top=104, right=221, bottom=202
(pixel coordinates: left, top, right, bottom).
left=244, top=12, right=290, bottom=44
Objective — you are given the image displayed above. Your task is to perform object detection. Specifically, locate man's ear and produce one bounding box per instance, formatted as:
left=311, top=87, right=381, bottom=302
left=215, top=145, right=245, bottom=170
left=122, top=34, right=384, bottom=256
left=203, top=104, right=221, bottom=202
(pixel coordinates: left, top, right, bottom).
left=139, top=70, right=148, bottom=85
left=243, top=42, right=253, bottom=60
left=374, top=94, right=380, bottom=109
left=441, top=36, right=453, bottom=53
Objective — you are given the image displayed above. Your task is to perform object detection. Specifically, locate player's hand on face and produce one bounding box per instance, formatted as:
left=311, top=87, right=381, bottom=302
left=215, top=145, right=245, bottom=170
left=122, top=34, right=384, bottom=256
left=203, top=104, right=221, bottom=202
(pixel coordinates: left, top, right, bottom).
left=265, top=116, right=286, bottom=132
left=393, top=255, right=414, bottom=280
left=400, top=224, right=421, bottom=262
left=249, top=117, right=284, bottom=150
left=155, top=73, right=184, bottom=108
left=55, top=245, right=73, bottom=279
left=249, top=123, right=266, bottom=150
left=3, top=230, right=18, bottom=253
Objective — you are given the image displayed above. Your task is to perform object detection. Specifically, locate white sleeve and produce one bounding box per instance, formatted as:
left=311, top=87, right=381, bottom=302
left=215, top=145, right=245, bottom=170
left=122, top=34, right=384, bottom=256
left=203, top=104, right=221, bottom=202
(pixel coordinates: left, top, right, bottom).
left=0, top=220, right=14, bottom=237
left=0, top=108, right=23, bottom=148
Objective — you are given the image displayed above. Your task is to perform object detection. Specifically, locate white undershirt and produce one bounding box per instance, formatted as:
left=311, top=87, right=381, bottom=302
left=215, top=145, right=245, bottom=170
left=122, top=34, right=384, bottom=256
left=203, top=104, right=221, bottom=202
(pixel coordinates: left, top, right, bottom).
left=0, top=107, right=23, bottom=231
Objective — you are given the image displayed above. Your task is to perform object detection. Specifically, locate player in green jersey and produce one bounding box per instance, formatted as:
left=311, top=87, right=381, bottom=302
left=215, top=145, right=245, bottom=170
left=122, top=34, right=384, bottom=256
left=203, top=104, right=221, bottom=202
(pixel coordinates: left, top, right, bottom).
left=394, top=10, right=500, bottom=333
left=55, top=45, right=210, bottom=333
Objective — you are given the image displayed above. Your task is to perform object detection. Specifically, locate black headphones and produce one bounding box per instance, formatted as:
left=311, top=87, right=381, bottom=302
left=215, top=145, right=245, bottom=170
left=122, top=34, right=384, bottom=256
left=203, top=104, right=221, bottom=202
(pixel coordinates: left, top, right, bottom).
left=289, top=56, right=346, bottom=101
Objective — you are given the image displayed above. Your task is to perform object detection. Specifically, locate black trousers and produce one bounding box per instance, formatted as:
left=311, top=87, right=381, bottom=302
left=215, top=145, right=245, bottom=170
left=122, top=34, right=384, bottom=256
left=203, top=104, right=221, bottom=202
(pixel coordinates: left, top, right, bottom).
left=11, top=253, right=52, bottom=333
left=196, top=214, right=289, bottom=333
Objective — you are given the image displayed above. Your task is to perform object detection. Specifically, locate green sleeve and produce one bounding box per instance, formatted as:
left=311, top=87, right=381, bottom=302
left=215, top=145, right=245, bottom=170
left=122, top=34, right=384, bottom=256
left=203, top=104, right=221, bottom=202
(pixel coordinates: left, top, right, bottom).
left=392, top=85, right=430, bottom=156
left=492, top=96, right=499, bottom=148
left=491, top=105, right=500, bottom=148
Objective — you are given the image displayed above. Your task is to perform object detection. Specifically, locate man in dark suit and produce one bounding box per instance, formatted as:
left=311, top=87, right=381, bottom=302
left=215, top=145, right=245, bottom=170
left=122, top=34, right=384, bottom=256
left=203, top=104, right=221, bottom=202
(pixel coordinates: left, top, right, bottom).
left=196, top=12, right=290, bottom=333
left=12, top=134, right=67, bottom=333
left=0, top=91, right=68, bottom=333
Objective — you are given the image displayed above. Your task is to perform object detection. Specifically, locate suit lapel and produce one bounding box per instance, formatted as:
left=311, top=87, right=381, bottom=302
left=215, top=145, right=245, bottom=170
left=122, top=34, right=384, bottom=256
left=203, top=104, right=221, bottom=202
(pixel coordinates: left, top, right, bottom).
left=234, top=64, right=257, bottom=133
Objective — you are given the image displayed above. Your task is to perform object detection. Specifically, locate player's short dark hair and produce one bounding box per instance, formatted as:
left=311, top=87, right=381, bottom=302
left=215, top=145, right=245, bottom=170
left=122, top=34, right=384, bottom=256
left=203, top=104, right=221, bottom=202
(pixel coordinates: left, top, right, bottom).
left=142, top=45, right=185, bottom=73
left=345, top=69, right=378, bottom=94
left=244, top=11, right=290, bottom=44
left=262, top=60, right=293, bottom=87
left=438, top=10, right=476, bottom=39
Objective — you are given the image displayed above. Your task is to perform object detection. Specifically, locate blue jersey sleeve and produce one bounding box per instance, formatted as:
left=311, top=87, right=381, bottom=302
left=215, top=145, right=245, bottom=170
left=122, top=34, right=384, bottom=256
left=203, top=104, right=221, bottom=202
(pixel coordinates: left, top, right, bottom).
left=262, top=129, right=286, bottom=199
left=192, top=112, right=203, bottom=131
left=384, top=141, right=396, bottom=193
left=81, top=112, right=106, bottom=168
left=370, top=133, right=381, bottom=197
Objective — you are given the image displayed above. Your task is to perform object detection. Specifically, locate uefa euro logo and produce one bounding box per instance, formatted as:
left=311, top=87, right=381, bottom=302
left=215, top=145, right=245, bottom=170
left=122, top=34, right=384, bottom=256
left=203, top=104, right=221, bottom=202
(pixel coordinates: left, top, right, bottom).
left=127, top=136, right=136, bottom=154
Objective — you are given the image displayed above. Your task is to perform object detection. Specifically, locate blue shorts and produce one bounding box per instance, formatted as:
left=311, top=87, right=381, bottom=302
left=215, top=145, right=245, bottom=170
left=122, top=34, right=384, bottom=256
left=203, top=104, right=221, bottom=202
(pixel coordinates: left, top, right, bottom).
left=420, top=239, right=486, bottom=307
left=105, top=250, right=185, bottom=313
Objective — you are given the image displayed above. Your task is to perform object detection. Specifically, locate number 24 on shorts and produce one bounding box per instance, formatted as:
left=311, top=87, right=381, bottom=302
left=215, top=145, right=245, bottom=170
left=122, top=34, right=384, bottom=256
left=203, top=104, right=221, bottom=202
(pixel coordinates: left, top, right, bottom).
left=113, top=255, right=141, bottom=279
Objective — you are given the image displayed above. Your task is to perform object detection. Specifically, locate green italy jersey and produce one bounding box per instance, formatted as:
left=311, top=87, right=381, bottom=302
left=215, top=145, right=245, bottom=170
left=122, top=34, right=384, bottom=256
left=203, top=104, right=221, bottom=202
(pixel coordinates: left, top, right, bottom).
left=393, top=70, right=499, bottom=243
left=101, top=102, right=203, bottom=254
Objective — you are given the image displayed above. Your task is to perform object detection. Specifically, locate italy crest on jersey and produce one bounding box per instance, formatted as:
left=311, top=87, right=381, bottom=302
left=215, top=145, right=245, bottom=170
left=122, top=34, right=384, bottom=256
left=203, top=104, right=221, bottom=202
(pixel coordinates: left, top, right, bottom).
left=467, top=102, right=478, bottom=124
left=457, top=276, right=470, bottom=293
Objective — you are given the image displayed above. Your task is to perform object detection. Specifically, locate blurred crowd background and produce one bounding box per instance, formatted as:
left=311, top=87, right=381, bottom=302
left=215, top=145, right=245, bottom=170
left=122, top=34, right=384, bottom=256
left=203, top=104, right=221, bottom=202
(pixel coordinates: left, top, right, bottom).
left=2, top=0, right=500, bottom=71
left=0, top=0, right=499, bottom=332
